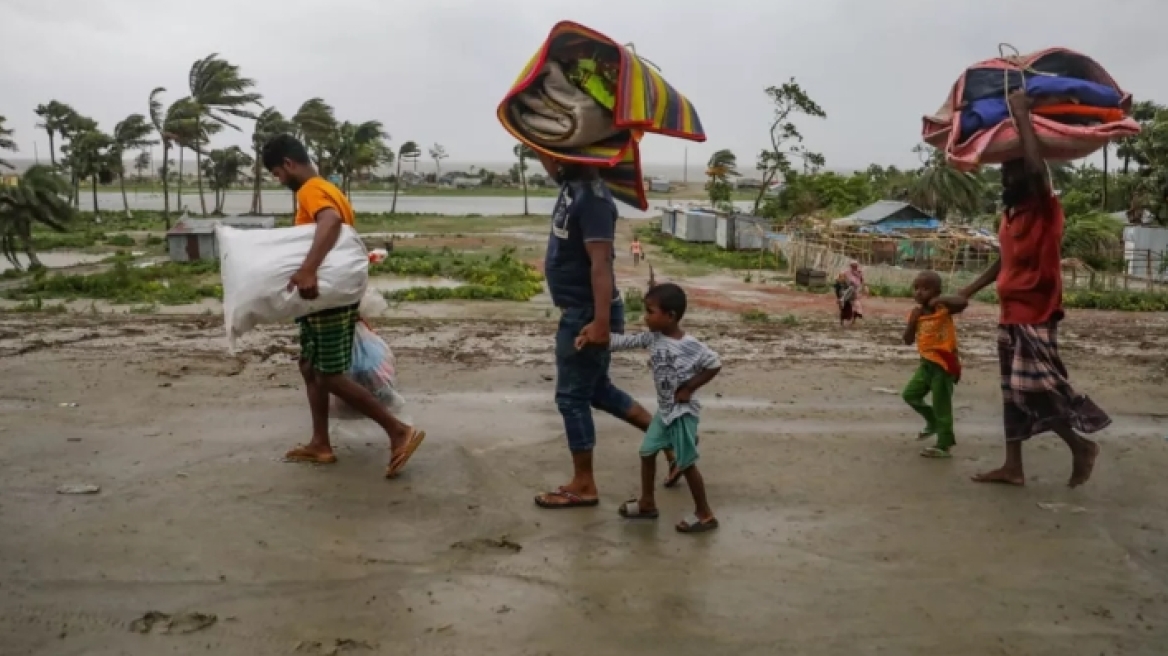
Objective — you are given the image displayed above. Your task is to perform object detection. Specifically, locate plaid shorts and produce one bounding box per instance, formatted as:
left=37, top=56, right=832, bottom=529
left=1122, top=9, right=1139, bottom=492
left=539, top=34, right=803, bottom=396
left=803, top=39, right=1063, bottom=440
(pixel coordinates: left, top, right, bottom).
left=297, top=303, right=359, bottom=375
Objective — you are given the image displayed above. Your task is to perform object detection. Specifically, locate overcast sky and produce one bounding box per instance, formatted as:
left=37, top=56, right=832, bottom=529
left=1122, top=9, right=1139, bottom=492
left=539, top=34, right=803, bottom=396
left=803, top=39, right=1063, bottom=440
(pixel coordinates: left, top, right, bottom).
left=1, top=0, right=1164, bottom=173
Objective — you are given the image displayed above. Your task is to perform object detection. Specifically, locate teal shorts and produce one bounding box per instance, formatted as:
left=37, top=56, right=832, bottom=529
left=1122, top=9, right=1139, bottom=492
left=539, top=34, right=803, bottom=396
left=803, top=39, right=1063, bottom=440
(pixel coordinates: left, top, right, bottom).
left=640, top=413, right=699, bottom=470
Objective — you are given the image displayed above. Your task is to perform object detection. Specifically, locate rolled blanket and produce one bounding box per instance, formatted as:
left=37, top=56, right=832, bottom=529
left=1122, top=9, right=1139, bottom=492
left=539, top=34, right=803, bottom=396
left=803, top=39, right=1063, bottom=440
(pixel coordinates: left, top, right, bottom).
left=922, top=47, right=1141, bottom=171
left=498, top=21, right=706, bottom=210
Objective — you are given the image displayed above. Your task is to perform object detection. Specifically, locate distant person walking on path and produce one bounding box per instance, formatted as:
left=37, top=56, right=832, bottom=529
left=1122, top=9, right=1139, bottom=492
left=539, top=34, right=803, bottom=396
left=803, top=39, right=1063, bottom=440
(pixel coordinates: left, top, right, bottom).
left=837, top=261, right=866, bottom=326
left=262, top=134, right=425, bottom=477
left=630, top=237, right=643, bottom=266
left=958, top=91, right=1110, bottom=488
left=534, top=153, right=654, bottom=509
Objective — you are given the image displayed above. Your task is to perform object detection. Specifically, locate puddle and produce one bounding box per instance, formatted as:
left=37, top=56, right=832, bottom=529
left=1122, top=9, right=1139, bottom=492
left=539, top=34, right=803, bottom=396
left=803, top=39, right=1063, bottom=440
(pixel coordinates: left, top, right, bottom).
left=0, top=252, right=106, bottom=272
left=367, top=277, right=464, bottom=292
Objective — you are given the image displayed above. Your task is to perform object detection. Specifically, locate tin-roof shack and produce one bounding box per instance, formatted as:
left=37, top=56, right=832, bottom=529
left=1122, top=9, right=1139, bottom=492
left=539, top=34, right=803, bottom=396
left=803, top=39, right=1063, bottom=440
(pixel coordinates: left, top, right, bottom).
left=831, top=201, right=940, bottom=233
left=166, top=216, right=275, bottom=262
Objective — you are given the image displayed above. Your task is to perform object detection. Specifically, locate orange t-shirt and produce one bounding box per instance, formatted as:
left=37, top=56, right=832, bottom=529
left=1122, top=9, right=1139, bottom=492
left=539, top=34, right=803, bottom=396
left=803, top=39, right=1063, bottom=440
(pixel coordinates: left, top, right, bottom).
left=914, top=305, right=961, bottom=379
left=294, top=177, right=355, bottom=226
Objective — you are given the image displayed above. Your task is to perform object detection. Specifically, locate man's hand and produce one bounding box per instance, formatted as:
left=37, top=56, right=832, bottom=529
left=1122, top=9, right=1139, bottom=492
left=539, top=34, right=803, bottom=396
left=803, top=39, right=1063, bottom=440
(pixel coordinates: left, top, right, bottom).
left=674, top=387, right=693, bottom=404
left=577, top=320, right=610, bottom=348
left=1007, top=89, right=1032, bottom=115
left=288, top=268, right=319, bottom=300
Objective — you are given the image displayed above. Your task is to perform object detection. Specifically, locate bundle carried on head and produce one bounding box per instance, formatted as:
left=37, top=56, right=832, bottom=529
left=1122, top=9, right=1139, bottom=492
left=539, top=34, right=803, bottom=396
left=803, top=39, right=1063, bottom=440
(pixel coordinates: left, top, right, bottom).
left=922, top=46, right=1142, bottom=171
left=498, top=21, right=706, bottom=210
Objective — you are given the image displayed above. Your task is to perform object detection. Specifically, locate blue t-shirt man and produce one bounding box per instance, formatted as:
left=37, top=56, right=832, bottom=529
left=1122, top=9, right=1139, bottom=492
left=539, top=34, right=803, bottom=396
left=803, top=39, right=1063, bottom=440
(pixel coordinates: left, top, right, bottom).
left=544, top=178, right=620, bottom=308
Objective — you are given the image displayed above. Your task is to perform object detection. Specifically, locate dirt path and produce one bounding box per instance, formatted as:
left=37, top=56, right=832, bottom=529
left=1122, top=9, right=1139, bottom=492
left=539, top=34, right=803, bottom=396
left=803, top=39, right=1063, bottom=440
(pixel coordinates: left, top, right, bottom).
left=1, top=312, right=1167, bottom=655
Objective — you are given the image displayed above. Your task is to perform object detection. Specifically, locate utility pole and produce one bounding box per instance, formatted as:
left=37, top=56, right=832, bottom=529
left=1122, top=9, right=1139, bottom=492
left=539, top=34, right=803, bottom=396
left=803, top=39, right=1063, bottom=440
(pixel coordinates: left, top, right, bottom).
left=683, top=147, right=688, bottom=185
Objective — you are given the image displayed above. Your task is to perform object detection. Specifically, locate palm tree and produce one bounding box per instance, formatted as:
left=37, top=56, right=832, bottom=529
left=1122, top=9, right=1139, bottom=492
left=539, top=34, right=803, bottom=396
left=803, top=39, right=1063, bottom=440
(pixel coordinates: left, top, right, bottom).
left=33, top=101, right=76, bottom=168
left=67, top=128, right=114, bottom=216
left=429, top=144, right=448, bottom=183
left=908, top=145, right=986, bottom=222
left=513, top=143, right=536, bottom=215
left=0, top=116, right=16, bottom=170
left=328, top=120, right=389, bottom=195
left=148, top=87, right=177, bottom=224
left=705, top=149, right=738, bottom=208
left=187, top=53, right=262, bottom=216
left=112, top=114, right=158, bottom=218
left=133, top=152, right=151, bottom=181
left=249, top=107, right=293, bottom=214
left=166, top=98, right=214, bottom=214
left=0, top=165, right=75, bottom=270
left=292, top=98, right=337, bottom=171
left=202, top=146, right=253, bottom=214
left=391, top=141, right=420, bottom=215
left=59, top=113, right=97, bottom=208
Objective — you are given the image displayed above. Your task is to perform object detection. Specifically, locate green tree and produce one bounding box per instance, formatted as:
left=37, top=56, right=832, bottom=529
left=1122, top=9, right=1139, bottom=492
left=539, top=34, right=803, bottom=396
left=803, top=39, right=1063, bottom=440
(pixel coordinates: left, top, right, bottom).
left=327, top=120, right=390, bottom=195
left=202, top=146, right=253, bottom=214
left=908, top=145, right=986, bottom=222
left=513, top=143, right=536, bottom=215
left=391, top=140, right=421, bottom=215
left=1062, top=211, right=1124, bottom=271
left=752, top=78, right=827, bottom=214
left=249, top=107, right=293, bottom=214
left=133, top=151, right=151, bottom=180
left=0, top=165, right=75, bottom=270
left=292, top=98, right=337, bottom=171
left=705, top=148, right=738, bottom=209
left=187, top=53, right=262, bottom=216
left=59, top=113, right=98, bottom=208
left=33, top=101, right=76, bottom=168
left=148, top=87, right=179, bottom=225
left=0, top=116, right=16, bottom=170
left=112, top=114, right=158, bottom=217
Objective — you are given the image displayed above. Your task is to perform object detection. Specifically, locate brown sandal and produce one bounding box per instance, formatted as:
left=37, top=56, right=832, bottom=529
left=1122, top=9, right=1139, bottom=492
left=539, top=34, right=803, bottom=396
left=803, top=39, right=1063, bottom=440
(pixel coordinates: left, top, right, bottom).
left=284, top=446, right=338, bottom=464
left=385, top=429, right=426, bottom=478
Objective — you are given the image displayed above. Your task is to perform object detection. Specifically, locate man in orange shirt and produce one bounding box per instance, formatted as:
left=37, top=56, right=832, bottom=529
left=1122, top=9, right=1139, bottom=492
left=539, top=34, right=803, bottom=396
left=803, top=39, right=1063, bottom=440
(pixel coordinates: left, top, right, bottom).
left=261, top=134, right=425, bottom=477
left=958, top=91, right=1109, bottom=487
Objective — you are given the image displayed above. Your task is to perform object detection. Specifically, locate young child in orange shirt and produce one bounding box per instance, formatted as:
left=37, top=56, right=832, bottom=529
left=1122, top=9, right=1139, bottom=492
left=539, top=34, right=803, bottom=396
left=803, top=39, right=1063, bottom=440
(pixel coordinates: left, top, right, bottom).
left=902, top=271, right=968, bottom=458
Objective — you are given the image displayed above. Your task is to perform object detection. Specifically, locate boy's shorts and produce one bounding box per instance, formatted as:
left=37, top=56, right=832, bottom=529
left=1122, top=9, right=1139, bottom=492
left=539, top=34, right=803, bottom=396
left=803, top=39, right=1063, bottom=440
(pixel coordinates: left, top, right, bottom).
left=640, top=413, right=700, bottom=471
left=297, top=303, right=359, bottom=375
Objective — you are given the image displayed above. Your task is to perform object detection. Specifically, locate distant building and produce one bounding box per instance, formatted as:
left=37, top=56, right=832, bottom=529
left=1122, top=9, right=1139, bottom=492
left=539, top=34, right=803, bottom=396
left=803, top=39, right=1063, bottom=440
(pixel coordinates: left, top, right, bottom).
left=831, top=201, right=940, bottom=233
left=166, top=216, right=275, bottom=262
left=646, top=177, right=671, bottom=193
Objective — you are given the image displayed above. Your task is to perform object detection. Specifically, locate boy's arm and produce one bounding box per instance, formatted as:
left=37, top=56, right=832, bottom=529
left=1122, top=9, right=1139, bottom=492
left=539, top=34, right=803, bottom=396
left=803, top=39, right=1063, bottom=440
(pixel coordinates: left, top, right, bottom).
left=933, top=295, right=969, bottom=315
left=607, top=332, right=655, bottom=352
left=903, top=307, right=922, bottom=345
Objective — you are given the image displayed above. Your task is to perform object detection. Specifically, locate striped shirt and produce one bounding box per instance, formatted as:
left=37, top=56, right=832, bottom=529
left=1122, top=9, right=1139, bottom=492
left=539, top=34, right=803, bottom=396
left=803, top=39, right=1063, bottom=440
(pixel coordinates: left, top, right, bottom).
left=609, top=332, right=721, bottom=424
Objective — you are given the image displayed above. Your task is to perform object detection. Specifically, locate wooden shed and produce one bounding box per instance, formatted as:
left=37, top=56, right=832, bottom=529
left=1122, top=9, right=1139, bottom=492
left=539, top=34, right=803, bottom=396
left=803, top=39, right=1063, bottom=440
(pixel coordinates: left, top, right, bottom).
left=166, top=216, right=275, bottom=262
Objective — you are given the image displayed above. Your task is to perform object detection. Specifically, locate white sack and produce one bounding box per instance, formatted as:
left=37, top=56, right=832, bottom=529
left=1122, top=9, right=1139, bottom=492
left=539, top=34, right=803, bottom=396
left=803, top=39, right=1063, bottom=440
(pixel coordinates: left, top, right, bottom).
left=217, top=224, right=369, bottom=345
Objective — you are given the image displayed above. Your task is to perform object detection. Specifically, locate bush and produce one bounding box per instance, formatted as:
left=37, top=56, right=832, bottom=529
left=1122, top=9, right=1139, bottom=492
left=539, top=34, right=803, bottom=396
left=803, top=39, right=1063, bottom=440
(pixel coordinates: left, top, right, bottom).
left=6, top=260, right=221, bottom=305
left=106, top=234, right=136, bottom=247
left=374, top=246, right=544, bottom=302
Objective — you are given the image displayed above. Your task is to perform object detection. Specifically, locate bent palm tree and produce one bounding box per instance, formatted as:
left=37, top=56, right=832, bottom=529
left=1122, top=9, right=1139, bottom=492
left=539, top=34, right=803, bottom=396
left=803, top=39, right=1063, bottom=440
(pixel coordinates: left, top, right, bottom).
left=148, top=88, right=176, bottom=225
left=908, top=146, right=986, bottom=222
left=328, top=120, right=389, bottom=195
left=203, top=146, right=253, bottom=214
left=112, top=113, right=158, bottom=217
left=249, top=107, right=293, bottom=214
left=33, top=101, right=76, bottom=168
left=0, top=165, right=75, bottom=270
left=187, top=54, right=262, bottom=216
left=391, top=141, right=420, bottom=215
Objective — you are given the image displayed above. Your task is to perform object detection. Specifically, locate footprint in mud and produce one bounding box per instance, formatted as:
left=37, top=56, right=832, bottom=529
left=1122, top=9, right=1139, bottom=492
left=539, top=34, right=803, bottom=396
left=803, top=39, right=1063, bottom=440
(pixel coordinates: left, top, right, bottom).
left=128, top=610, right=217, bottom=635
left=449, top=537, right=522, bottom=553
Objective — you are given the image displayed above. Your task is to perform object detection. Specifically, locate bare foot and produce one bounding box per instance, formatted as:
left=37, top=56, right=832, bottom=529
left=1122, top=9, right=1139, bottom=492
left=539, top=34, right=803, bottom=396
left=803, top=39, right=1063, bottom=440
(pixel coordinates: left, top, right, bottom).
left=971, top=467, right=1025, bottom=486
left=1068, top=441, right=1099, bottom=488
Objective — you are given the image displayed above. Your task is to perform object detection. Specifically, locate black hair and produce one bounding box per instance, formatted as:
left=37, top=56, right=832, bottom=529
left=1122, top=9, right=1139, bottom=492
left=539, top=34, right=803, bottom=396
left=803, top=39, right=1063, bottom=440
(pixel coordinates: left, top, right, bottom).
left=261, top=133, right=311, bottom=170
left=915, top=270, right=943, bottom=292
left=645, top=282, right=687, bottom=321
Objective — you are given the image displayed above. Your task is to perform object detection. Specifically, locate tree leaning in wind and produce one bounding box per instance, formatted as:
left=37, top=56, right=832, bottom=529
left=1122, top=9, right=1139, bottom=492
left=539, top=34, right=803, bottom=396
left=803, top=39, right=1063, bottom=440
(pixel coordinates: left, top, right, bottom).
left=706, top=148, right=739, bottom=209
left=33, top=101, right=76, bottom=168
left=187, top=53, right=262, bottom=217
left=112, top=114, right=158, bottom=218
left=249, top=107, right=293, bottom=214
left=391, top=141, right=421, bottom=215
left=0, top=166, right=75, bottom=271
left=429, top=144, right=448, bottom=183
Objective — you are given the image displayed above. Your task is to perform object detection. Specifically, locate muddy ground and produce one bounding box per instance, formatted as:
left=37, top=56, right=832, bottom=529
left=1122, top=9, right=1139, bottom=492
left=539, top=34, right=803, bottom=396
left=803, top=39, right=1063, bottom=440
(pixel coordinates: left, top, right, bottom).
left=2, top=307, right=1168, bottom=656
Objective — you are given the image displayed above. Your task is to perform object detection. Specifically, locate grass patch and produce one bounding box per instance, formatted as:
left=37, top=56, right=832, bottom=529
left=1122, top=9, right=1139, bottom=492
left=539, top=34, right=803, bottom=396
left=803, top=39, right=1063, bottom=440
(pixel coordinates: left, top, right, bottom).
left=741, top=308, right=770, bottom=323
left=5, top=260, right=221, bottom=305
left=635, top=223, right=786, bottom=271
left=372, top=246, right=544, bottom=302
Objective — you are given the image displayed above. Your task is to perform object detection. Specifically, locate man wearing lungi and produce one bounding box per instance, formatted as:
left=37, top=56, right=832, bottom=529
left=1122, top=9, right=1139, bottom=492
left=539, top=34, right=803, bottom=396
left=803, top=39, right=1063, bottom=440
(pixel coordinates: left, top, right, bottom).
left=958, top=90, right=1111, bottom=487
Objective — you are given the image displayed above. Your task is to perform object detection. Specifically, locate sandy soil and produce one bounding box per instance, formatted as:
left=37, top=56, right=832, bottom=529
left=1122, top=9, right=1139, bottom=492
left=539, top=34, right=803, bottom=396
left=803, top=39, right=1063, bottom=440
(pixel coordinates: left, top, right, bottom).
left=2, top=307, right=1168, bottom=656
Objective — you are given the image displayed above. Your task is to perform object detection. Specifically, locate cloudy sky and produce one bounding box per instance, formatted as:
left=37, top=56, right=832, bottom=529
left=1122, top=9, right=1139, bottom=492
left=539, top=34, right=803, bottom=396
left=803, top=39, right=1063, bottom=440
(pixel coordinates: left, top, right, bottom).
left=1, top=0, right=1164, bottom=174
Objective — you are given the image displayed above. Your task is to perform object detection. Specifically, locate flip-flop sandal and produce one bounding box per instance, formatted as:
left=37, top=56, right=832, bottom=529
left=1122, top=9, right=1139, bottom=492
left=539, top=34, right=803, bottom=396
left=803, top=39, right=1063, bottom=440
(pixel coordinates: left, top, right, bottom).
left=283, top=446, right=338, bottom=464
left=919, top=446, right=953, bottom=459
left=534, top=487, right=600, bottom=509
left=618, top=499, right=659, bottom=519
left=676, top=514, right=719, bottom=534
left=663, top=461, right=684, bottom=488
left=385, top=429, right=426, bottom=478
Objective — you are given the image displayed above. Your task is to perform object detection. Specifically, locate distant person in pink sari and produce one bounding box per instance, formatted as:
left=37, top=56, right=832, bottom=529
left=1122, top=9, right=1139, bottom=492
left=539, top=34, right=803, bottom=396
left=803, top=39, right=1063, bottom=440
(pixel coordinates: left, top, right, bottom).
left=841, top=261, right=867, bottom=325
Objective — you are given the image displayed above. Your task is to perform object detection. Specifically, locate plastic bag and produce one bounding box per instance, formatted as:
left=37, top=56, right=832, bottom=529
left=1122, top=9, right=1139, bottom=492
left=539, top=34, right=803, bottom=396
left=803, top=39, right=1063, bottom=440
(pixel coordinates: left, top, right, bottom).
left=217, top=224, right=370, bottom=346
left=358, top=288, right=388, bottom=319
left=330, top=322, right=411, bottom=424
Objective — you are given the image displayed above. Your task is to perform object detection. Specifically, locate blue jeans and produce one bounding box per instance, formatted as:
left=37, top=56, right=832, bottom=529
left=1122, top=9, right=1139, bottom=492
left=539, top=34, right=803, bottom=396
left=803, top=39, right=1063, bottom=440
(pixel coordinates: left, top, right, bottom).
left=554, top=304, right=635, bottom=452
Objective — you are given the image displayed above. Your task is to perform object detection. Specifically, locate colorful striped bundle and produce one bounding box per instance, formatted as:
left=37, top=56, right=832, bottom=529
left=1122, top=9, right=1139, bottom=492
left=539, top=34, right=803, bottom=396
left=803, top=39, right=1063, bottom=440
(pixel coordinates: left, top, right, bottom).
left=498, top=21, right=706, bottom=209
